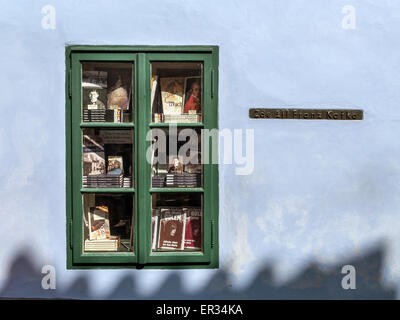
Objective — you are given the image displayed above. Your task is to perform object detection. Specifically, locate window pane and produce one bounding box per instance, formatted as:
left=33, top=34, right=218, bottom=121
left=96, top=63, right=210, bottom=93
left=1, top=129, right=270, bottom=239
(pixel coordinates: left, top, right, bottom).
left=150, top=128, right=202, bottom=188
left=83, top=193, right=134, bottom=253
left=150, top=62, right=203, bottom=123
left=151, top=193, right=203, bottom=252
left=82, top=62, right=133, bottom=123
left=82, top=128, right=133, bottom=188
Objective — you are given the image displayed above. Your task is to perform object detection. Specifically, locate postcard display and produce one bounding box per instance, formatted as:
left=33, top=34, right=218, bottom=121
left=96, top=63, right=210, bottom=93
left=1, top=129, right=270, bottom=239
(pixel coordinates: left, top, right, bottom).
left=150, top=62, right=204, bottom=252
left=81, top=62, right=134, bottom=253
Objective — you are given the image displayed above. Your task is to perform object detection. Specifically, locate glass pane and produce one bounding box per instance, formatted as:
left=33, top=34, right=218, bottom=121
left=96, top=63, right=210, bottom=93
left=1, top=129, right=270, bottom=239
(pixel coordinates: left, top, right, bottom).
left=83, top=193, right=134, bottom=252
left=82, top=128, right=133, bottom=188
left=150, top=128, right=202, bottom=188
left=151, top=193, right=203, bottom=252
left=82, top=62, right=133, bottom=123
left=150, top=62, right=203, bottom=123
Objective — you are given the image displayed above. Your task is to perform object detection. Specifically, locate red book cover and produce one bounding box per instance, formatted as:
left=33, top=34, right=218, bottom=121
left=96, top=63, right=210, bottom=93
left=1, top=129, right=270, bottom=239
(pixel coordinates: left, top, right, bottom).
left=157, top=208, right=186, bottom=250
left=184, top=208, right=202, bottom=250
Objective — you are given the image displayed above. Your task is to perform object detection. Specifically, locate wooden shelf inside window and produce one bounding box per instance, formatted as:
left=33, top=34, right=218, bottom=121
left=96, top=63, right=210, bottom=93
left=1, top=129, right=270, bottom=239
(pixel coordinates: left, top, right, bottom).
left=149, top=123, right=204, bottom=128
left=80, top=123, right=134, bottom=128
left=80, top=188, right=135, bottom=193
left=149, top=187, right=204, bottom=193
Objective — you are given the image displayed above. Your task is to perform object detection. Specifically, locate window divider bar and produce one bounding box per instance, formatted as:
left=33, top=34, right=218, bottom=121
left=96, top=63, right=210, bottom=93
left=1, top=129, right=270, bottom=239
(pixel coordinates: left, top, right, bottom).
left=137, top=52, right=148, bottom=265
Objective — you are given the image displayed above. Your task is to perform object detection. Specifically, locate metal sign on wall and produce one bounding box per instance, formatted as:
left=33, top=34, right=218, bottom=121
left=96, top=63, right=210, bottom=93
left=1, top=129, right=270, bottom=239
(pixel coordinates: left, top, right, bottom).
left=249, top=108, right=363, bottom=120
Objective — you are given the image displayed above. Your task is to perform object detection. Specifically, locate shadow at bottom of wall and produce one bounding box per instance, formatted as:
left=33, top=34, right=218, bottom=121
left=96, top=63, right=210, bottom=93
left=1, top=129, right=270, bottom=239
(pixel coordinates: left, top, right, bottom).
left=0, top=243, right=396, bottom=299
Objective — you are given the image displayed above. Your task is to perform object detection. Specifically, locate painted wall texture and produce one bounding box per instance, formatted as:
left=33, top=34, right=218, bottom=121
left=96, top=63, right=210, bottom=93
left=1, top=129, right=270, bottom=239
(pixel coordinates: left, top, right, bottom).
left=0, top=0, right=399, bottom=299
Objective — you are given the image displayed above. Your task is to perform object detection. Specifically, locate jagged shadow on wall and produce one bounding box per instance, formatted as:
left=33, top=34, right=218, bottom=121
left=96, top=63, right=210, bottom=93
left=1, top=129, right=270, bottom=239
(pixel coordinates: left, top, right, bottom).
left=0, top=243, right=396, bottom=299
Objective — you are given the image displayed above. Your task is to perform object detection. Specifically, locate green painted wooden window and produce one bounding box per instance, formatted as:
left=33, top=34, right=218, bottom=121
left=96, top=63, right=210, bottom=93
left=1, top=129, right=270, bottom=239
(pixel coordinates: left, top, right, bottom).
left=66, top=46, right=219, bottom=269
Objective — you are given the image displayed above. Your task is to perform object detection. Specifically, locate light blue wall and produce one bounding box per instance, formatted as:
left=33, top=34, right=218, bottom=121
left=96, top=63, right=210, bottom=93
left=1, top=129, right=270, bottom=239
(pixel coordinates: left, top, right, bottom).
left=0, top=0, right=399, bottom=299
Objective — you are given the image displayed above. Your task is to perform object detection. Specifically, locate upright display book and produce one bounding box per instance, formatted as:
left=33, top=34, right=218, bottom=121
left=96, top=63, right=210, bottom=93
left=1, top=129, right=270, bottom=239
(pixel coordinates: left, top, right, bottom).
left=151, top=75, right=159, bottom=111
left=88, top=206, right=111, bottom=240
left=160, top=77, right=184, bottom=115
left=157, top=208, right=186, bottom=250
left=107, top=75, right=130, bottom=110
left=107, top=156, right=123, bottom=175
left=152, top=209, right=160, bottom=250
left=184, top=208, right=202, bottom=250
left=83, top=134, right=106, bottom=176
left=183, top=76, right=201, bottom=114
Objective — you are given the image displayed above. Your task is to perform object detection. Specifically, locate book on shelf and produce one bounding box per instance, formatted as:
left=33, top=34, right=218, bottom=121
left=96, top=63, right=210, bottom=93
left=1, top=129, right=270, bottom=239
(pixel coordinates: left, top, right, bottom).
left=88, top=206, right=111, bottom=240
left=152, top=209, right=160, bottom=250
left=160, top=77, right=185, bottom=115
left=123, top=176, right=132, bottom=188
left=183, top=76, right=201, bottom=114
left=83, top=174, right=123, bottom=188
left=163, top=114, right=201, bottom=123
left=84, top=237, right=120, bottom=252
left=107, top=156, right=123, bottom=175
left=165, top=173, right=201, bottom=188
left=151, top=75, right=159, bottom=111
left=107, top=74, right=131, bottom=111
left=157, top=208, right=186, bottom=250
left=152, top=174, right=166, bottom=188
left=184, top=208, right=202, bottom=250
left=153, top=207, right=202, bottom=251
left=83, top=134, right=105, bottom=176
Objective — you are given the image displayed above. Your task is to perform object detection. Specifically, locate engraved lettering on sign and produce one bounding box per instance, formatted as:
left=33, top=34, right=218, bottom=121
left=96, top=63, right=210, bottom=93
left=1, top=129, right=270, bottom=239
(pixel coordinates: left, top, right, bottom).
left=249, top=109, right=363, bottom=120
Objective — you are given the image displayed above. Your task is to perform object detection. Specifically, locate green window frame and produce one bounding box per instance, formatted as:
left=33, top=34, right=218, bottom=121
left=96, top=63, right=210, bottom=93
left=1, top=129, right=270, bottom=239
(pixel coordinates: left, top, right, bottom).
left=66, top=46, right=219, bottom=269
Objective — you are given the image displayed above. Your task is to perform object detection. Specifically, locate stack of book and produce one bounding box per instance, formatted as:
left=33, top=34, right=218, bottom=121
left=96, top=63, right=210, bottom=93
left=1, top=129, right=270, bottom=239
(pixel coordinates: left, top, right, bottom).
left=152, top=174, right=166, bottom=188
left=165, top=173, right=201, bottom=188
left=83, top=174, right=123, bottom=188
left=84, top=238, right=120, bottom=252
left=123, top=176, right=132, bottom=188
left=163, top=114, right=201, bottom=123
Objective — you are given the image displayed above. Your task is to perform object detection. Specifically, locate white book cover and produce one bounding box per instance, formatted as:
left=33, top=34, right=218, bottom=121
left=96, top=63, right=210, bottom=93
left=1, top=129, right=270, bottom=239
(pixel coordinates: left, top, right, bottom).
left=151, top=210, right=160, bottom=250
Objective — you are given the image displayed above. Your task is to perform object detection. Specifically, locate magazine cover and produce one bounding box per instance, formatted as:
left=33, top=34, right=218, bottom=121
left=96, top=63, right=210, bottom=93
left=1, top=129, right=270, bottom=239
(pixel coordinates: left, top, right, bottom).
left=83, top=134, right=106, bottom=176
left=184, top=208, right=202, bottom=250
left=107, top=156, right=123, bottom=175
left=160, top=77, right=184, bottom=115
left=157, top=208, right=186, bottom=250
left=88, top=206, right=110, bottom=240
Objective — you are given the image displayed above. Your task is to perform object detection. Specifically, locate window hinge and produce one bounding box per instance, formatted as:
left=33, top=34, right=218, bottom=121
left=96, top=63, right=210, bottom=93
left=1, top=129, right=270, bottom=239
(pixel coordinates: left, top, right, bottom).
left=69, top=220, right=73, bottom=249
left=210, top=219, right=215, bottom=248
